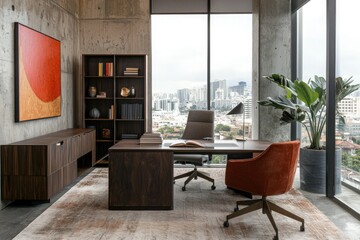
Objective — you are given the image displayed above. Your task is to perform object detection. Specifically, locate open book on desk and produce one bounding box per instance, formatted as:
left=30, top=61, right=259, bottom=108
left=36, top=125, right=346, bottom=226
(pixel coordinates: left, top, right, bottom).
left=169, top=140, right=204, bottom=148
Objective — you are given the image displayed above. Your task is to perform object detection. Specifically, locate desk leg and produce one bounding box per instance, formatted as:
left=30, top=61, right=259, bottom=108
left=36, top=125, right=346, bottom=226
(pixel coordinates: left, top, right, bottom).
left=109, top=151, right=173, bottom=210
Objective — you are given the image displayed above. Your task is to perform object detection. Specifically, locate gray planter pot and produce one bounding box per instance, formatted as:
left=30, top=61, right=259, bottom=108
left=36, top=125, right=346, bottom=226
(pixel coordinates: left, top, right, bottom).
left=299, top=148, right=342, bottom=194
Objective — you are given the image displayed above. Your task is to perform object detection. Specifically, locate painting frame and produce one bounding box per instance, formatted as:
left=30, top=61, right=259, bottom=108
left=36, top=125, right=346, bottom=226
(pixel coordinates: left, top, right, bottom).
left=14, top=22, right=61, bottom=122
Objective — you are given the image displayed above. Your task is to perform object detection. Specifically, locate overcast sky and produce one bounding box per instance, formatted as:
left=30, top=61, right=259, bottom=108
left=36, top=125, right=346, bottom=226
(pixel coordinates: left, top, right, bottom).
left=151, top=0, right=360, bottom=95
left=151, top=14, right=252, bottom=94
left=301, top=0, right=360, bottom=83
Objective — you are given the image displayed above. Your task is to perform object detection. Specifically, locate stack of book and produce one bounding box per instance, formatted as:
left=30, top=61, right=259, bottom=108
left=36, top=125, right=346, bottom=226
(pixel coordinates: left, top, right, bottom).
left=124, top=67, right=139, bottom=76
left=140, top=132, right=163, bottom=144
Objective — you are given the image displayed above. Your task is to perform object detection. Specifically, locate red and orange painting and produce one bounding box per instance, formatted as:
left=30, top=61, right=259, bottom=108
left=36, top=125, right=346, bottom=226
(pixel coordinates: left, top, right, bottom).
left=15, top=22, right=61, bottom=122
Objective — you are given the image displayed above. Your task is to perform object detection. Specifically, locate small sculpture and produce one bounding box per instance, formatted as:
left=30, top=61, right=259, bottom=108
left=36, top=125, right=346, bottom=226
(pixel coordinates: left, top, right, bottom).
left=129, top=86, right=136, bottom=97
left=121, top=87, right=130, bottom=97
left=88, top=86, right=97, bottom=97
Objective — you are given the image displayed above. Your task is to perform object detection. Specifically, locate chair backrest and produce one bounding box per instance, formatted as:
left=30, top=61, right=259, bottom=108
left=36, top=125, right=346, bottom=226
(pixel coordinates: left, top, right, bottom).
left=255, top=140, right=300, bottom=195
left=181, top=110, right=214, bottom=140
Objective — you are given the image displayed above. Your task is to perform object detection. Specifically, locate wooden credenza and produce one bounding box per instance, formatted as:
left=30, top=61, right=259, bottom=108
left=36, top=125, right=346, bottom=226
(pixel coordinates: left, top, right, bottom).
left=1, top=128, right=96, bottom=201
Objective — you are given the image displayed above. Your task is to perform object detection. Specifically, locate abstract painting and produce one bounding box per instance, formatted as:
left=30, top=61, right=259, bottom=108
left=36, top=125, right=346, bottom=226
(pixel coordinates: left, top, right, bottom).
left=14, top=22, right=61, bottom=122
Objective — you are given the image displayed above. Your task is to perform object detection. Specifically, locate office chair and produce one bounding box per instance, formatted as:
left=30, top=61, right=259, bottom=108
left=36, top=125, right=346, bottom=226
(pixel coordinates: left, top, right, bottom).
left=223, top=141, right=304, bottom=240
left=173, top=110, right=216, bottom=191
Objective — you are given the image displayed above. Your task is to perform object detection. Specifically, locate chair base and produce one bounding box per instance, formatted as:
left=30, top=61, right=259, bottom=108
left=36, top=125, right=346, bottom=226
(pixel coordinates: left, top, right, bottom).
left=227, top=186, right=253, bottom=199
left=223, top=196, right=305, bottom=240
left=174, top=166, right=216, bottom=191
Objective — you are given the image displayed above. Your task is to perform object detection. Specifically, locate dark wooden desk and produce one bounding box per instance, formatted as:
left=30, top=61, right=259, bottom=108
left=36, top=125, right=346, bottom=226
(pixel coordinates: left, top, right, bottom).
left=108, top=140, right=271, bottom=210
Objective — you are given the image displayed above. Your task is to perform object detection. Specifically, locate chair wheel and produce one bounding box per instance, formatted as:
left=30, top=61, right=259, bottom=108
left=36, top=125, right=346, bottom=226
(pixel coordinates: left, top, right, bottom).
left=223, top=221, right=229, bottom=228
left=300, top=225, right=305, bottom=231
left=211, top=185, right=216, bottom=190
left=234, top=206, right=239, bottom=212
left=182, top=186, right=186, bottom=191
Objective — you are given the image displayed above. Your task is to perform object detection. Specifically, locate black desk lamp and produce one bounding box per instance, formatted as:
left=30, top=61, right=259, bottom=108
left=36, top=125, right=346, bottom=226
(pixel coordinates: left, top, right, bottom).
left=227, top=102, right=246, bottom=141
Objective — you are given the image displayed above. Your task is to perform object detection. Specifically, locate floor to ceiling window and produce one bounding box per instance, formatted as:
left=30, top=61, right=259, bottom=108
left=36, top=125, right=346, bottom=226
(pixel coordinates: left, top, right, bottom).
left=335, top=0, right=360, bottom=213
left=151, top=0, right=253, bottom=164
left=300, top=0, right=326, bottom=82
left=296, top=0, right=360, bottom=215
left=152, top=14, right=252, bottom=146
left=297, top=0, right=326, bottom=148
left=210, top=14, right=252, bottom=141
left=151, top=13, right=252, bottom=164
left=151, top=15, right=207, bottom=139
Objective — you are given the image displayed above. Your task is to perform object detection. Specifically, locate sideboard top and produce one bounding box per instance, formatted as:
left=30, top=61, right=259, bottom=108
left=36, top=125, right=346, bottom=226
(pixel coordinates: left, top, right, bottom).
left=3, top=128, right=94, bottom=146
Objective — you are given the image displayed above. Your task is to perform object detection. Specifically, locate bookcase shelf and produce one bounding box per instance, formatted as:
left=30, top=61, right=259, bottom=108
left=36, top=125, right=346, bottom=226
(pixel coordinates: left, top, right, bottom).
left=82, top=54, right=147, bottom=161
left=116, top=76, right=145, bottom=78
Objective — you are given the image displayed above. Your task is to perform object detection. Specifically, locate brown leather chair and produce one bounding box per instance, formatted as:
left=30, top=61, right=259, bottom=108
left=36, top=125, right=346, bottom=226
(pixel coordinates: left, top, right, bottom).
left=173, top=110, right=216, bottom=191
left=223, top=140, right=304, bottom=240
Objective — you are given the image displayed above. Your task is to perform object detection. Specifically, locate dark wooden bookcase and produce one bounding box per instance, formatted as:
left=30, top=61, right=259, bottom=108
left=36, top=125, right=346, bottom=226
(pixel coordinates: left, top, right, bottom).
left=83, top=54, right=147, bottom=161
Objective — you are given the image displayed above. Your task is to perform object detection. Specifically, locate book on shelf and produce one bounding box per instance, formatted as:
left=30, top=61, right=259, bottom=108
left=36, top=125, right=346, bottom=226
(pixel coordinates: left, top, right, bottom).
left=108, top=105, right=115, bottom=119
left=105, top=62, right=113, bottom=76
left=98, top=62, right=113, bottom=76
left=125, top=67, right=139, bottom=71
left=98, top=62, right=103, bottom=76
left=140, top=132, right=163, bottom=144
left=124, top=72, right=139, bottom=76
left=124, top=67, right=139, bottom=76
left=120, top=103, right=143, bottom=120
left=169, top=140, right=204, bottom=148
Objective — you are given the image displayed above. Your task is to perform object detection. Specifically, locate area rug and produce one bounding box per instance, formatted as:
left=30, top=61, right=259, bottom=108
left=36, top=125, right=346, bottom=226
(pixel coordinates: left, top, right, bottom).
left=14, top=168, right=345, bottom=240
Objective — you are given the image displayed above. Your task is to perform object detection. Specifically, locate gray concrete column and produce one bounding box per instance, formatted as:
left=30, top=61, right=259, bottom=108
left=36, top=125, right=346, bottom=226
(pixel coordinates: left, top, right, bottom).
left=252, top=0, right=292, bottom=142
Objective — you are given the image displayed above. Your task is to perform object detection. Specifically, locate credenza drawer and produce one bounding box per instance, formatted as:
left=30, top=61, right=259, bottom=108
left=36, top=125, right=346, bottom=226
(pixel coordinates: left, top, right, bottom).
left=1, top=128, right=96, bottom=201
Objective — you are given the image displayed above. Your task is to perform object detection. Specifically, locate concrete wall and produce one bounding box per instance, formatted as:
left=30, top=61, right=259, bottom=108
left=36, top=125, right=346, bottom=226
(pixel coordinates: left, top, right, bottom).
left=0, top=0, right=80, bottom=209
left=252, top=0, right=291, bottom=142
left=75, top=0, right=151, bottom=128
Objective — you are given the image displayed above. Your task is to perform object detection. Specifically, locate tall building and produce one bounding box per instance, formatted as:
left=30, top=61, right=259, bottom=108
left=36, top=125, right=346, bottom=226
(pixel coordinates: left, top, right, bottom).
left=177, top=88, right=191, bottom=107
left=338, top=96, right=360, bottom=117
left=211, top=80, right=227, bottom=100
left=229, top=81, right=247, bottom=96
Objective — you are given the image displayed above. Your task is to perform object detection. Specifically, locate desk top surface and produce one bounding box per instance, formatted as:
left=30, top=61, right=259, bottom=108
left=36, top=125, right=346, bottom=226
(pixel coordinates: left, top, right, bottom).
left=109, top=139, right=271, bottom=154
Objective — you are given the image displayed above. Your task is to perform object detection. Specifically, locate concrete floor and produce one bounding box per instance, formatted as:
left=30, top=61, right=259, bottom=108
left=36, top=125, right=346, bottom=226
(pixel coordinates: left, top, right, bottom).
left=301, top=191, right=360, bottom=239
left=0, top=167, right=359, bottom=240
left=293, top=171, right=360, bottom=239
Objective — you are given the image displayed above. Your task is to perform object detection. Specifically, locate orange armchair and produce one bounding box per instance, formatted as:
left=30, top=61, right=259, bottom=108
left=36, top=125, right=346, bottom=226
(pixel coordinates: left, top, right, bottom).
left=223, top=141, right=304, bottom=240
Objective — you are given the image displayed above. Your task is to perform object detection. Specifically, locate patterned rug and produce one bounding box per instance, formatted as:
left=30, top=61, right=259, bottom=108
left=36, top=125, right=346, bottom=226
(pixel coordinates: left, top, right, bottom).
left=14, top=168, right=345, bottom=240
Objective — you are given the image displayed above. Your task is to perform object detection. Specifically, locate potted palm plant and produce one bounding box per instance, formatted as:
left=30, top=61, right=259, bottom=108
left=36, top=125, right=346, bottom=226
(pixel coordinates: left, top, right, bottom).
left=258, top=74, right=359, bottom=193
